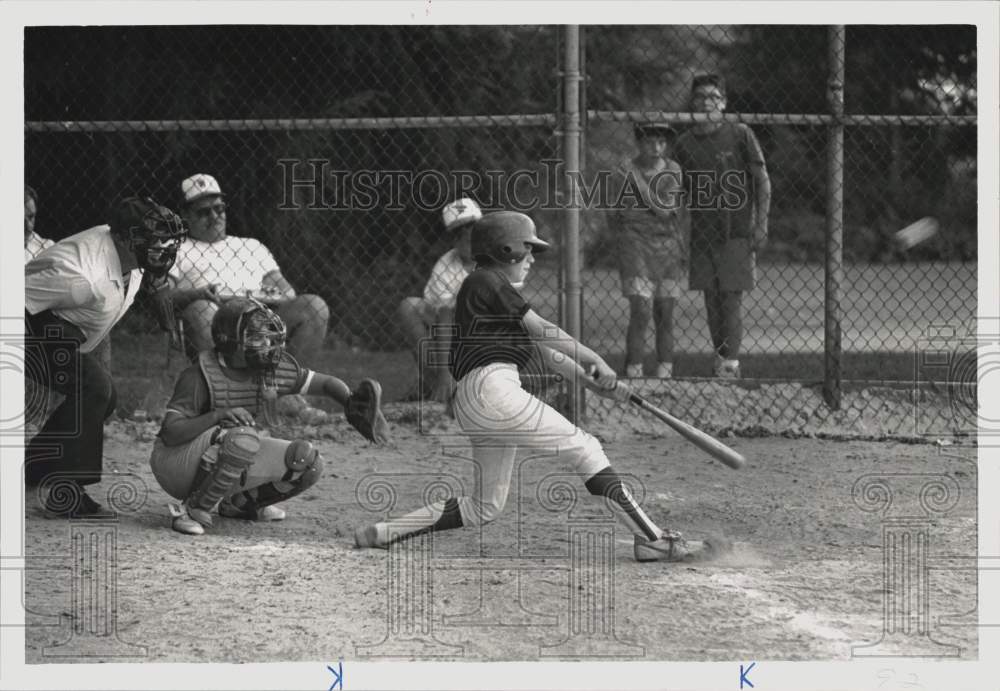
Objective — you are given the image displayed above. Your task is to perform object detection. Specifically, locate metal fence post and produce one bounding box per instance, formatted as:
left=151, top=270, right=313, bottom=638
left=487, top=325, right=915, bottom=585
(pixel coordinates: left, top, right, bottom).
left=562, top=25, right=584, bottom=422
left=824, top=25, right=846, bottom=410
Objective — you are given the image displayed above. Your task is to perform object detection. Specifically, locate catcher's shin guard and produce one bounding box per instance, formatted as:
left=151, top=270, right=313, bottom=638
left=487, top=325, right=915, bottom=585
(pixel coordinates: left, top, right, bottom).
left=185, top=427, right=260, bottom=525
left=227, top=441, right=324, bottom=515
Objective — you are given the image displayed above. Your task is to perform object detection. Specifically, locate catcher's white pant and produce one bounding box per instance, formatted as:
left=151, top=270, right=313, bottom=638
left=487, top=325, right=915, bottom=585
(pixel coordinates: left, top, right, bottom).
left=150, top=427, right=295, bottom=501
left=451, top=363, right=610, bottom=526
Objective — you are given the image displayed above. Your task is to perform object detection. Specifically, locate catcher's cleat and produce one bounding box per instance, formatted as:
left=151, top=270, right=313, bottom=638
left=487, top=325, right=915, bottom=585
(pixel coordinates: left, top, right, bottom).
left=354, top=524, right=386, bottom=549
left=625, top=363, right=644, bottom=378
left=633, top=533, right=715, bottom=563
left=259, top=505, right=286, bottom=521
left=219, top=500, right=287, bottom=522
left=655, top=362, right=674, bottom=379
left=169, top=505, right=205, bottom=535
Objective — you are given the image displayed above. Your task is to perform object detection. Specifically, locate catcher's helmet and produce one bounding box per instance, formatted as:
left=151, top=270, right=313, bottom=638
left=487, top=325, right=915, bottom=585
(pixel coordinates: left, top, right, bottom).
left=110, top=196, right=186, bottom=278
left=211, top=297, right=287, bottom=371
left=471, top=211, right=550, bottom=265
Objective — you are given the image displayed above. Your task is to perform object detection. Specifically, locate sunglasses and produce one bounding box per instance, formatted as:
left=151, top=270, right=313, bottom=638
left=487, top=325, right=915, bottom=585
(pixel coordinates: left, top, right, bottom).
left=192, top=202, right=227, bottom=219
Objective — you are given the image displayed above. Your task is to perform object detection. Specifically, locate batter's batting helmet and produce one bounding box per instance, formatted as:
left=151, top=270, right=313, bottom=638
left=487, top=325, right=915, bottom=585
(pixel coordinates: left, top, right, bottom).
left=110, top=196, right=186, bottom=278
left=211, top=298, right=287, bottom=371
left=471, top=211, right=550, bottom=264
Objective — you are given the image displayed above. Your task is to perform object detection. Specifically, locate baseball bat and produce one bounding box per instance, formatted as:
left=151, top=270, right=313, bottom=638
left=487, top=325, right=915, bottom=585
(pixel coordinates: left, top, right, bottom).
left=627, top=391, right=746, bottom=470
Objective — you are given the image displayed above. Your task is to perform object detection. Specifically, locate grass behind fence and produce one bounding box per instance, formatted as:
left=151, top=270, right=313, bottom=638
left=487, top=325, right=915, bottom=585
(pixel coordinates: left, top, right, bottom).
left=110, top=261, right=974, bottom=415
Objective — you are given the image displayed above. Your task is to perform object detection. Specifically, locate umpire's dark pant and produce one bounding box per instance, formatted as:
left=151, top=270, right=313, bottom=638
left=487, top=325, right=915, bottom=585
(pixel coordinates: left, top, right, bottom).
left=24, top=310, right=117, bottom=487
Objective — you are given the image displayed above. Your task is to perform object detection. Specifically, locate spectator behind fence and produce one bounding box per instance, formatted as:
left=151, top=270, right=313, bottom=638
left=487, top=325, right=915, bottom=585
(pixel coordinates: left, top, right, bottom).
left=24, top=185, right=54, bottom=262
left=673, top=74, right=771, bottom=378
left=166, top=174, right=330, bottom=366
left=24, top=197, right=185, bottom=516
left=398, top=197, right=481, bottom=402
left=611, top=123, right=685, bottom=379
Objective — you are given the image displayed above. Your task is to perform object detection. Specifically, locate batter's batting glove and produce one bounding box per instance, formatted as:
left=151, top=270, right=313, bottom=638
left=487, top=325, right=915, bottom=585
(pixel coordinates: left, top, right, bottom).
left=345, top=379, right=390, bottom=444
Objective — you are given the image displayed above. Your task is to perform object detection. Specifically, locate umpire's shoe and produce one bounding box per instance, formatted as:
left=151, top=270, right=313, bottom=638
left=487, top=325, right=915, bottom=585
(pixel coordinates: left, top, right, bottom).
left=44, top=482, right=116, bottom=519
left=633, top=532, right=718, bottom=563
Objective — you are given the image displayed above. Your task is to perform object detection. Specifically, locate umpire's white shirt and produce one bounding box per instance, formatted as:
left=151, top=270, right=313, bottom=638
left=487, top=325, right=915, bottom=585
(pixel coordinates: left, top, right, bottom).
left=25, top=225, right=142, bottom=353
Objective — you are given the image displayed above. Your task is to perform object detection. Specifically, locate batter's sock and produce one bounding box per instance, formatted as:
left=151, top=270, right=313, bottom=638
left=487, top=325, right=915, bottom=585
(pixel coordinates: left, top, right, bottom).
left=372, top=497, right=465, bottom=546
left=585, top=467, right=662, bottom=542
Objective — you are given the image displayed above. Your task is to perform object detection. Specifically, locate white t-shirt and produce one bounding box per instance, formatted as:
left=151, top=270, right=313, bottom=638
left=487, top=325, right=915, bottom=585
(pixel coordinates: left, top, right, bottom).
left=25, top=225, right=142, bottom=353
left=170, top=235, right=280, bottom=295
left=24, top=231, right=55, bottom=264
left=423, top=248, right=473, bottom=311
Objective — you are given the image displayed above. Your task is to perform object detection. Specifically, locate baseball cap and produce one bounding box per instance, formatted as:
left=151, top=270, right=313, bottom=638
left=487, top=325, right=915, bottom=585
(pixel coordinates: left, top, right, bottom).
left=634, top=123, right=676, bottom=140
left=181, top=174, right=224, bottom=206
left=442, top=197, right=482, bottom=231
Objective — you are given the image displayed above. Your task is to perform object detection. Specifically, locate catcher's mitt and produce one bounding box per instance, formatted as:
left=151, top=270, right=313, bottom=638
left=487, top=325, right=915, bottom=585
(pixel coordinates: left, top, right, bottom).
left=346, top=379, right=390, bottom=444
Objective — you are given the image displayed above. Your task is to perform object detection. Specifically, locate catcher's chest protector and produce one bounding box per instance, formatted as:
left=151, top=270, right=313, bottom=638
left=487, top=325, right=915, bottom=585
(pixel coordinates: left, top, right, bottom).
left=198, top=350, right=301, bottom=423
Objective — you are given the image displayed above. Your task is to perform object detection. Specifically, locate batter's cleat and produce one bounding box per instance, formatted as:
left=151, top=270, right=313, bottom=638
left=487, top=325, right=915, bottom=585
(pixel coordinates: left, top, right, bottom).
left=655, top=362, right=674, bottom=379
left=219, top=500, right=287, bottom=522
left=354, top=524, right=386, bottom=549
left=169, top=504, right=205, bottom=535
left=625, top=363, right=644, bottom=378
left=633, top=533, right=715, bottom=563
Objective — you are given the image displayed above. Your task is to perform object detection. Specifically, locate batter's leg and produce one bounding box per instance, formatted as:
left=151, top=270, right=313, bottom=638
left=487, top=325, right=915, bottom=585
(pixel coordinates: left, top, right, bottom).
left=356, top=438, right=517, bottom=548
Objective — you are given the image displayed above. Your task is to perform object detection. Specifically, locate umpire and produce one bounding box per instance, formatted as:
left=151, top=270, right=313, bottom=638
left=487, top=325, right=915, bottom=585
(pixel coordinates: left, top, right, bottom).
left=24, top=197, right=185, bottom=517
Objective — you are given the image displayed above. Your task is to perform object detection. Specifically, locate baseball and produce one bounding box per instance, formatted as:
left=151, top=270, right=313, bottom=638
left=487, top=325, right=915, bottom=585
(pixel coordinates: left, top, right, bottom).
left=894, top=216, right=939, bottom=250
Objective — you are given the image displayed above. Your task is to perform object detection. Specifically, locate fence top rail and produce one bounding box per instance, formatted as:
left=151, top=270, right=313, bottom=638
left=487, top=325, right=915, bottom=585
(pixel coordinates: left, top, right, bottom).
left=589, top=111, right=977, bottom=127
left=25, top=111, right=975, bottom=133
left=25, top=114, right=558, bottom=133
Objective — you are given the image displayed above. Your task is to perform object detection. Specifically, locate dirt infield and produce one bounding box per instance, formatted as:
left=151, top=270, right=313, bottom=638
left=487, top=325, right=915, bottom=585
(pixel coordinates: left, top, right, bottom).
left=23, top=403, right=976, bottom=663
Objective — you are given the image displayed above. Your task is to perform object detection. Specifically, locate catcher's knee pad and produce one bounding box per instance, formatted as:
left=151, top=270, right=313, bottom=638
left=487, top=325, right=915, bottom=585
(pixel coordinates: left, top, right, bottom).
left=244, top=451, right=323, bottom=510
left=284, top=439, right=319, bottom=473
left=296, top=452, right=324, bottom=491
left=187, top=427, right=260, bottom=514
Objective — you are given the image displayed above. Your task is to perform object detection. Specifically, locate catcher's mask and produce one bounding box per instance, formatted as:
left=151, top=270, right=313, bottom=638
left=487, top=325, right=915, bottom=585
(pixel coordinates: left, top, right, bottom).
left=110, top=196, right=187, bottom=278
left=471, top=211, right=550, bottom=265
left=211, top=298, right=287, bottom=371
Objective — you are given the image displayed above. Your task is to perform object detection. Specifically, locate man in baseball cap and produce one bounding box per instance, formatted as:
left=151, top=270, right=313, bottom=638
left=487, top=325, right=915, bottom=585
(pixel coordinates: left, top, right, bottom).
left=165, top=174, right=331, bottom=372
left=398, top=197, right=482, bottom=403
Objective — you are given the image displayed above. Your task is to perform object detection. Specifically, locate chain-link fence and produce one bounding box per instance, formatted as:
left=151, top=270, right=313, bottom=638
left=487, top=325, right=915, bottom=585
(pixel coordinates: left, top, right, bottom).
left=24, top=25, right=977, bottom=439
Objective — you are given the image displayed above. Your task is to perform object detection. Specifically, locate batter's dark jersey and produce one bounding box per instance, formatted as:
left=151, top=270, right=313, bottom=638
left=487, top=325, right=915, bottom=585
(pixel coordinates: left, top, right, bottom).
left=450, top=269, right=537, bottom=381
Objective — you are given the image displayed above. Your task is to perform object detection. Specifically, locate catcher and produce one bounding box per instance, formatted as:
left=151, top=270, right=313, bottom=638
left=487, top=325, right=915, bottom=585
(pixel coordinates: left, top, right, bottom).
left=149, top=297, right=389, bottom=535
